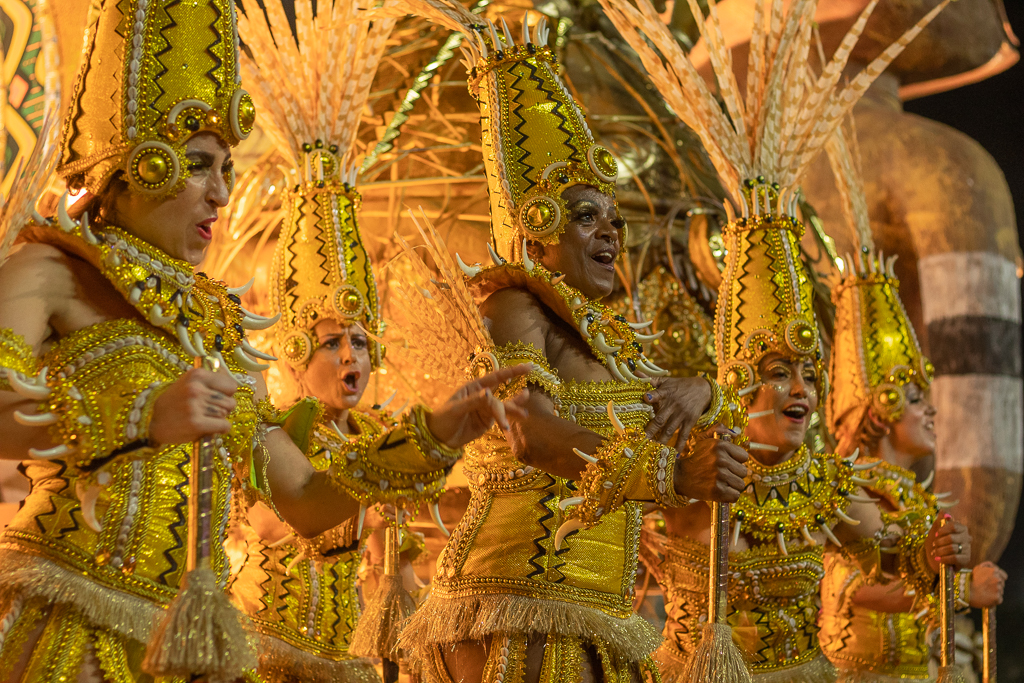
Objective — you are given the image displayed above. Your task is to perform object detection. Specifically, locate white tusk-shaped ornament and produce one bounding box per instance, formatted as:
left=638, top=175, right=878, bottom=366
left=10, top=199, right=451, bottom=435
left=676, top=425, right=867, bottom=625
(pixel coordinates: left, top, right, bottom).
left=937, top=500, right=959, bottom=509
left=149, top=304, right=175, bottom=326
left=607, top=401, right=626, bottom=436
left=850, top=476, right=874, bottom=487
left=847, top=494, right=878, bottom=504
left=920, top=471, right=935, bottom=489
left=607, top=360, right=626, bottom=382
left=579, top=316, right=591, bottom=340
left=573, top=448, right=598, bottom=465
left=637, top=357, right=670, bottom=377
left=777, top=531, right=788, bottom=556
left=820, top=523, right=843, bottom=547
left=176, top=325, right=200, bottom=357
left=227, top=278, right=255, bottom=297
left=7, top=372, right=50, bottom=399
left=835, top=509, right=860, bottom=526
left=800, top=525, right=817, bottom=546
left=844, top=448, right=861, bottom=464
left=551, top=274, right=566, bottom=286
left=285, top=552, right=307, bottom=575
left=79, top=212, right=99, bottom=245
left=76, top=482, right=104, bottom=532
left=633, top=330, right=665, bottom=342
left=233, top=346, right=270, bottom=372
left=239, top=306, right=276, bottom=322
left=593, top=333, right=621, bottom=355
left=732, top=520, right=742, bottom=547
left=851, top=461, right=879, bottom=471
left=747, top=409, right=774, bottom=419
left=558, top=496, right=584, bottom=510
left=57, top=193, right=77, bottom=233
left=241, top=339, right=277, bottom=361
left=192, top=332, right=207, bottom=356
left=377, top=391, right=398, bottom=411
left=267, top=533, right=296, bottom=549
left=487, top=242, right=504, bottom=266
left=430, top=501, right=450, bottom=537
left=627, top=320, right=653, bottom=330
left=455, top=253, right=482, bottom=278
left=212, top=351, right=240, bottom=386
left=934, top=491, right=954, bottom=499
left=329, top=420, right=346, bottom=441
left=554, top=518, right=586, bottom=550
left=13, top=410, right=58, bottom=426
left=748, top=442, right=779, bottom=452
left=390, top=400, right=410, bottom=420
left=521, top=239, right=535, bottom=271
left=240, top=312, right=281, bottom=331
left=129, top=284, right=144, bottom=305
left=356, top=505, right=367, bottom=539
left=29, top=443, right=70, bottom=459
left=619, top=361, right=640, bottom=382
left=738, top=383, right=763, bottom=397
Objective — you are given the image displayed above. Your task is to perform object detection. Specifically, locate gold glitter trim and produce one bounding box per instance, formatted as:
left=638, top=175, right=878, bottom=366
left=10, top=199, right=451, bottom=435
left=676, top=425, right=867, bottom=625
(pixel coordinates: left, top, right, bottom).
left=253, top=631, right=379, bottom=683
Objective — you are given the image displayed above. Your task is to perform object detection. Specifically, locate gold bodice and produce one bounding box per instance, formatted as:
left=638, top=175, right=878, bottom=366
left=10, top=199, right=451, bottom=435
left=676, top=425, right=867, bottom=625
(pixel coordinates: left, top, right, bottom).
left=819, top=461, right=937, bottom=680
left=1, top=317, right=257, bottom=616
left=648, top=533, right=826, bottom=675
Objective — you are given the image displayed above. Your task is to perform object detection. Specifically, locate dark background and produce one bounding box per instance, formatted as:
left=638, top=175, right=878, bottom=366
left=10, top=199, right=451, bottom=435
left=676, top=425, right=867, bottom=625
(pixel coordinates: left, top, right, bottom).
left=903, top=2, right=1024, bottom=678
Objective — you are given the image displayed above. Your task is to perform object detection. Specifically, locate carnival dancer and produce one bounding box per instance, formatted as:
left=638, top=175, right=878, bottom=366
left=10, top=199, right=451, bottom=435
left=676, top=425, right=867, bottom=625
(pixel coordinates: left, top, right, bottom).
left=0, top=1, right=526, bottom=680
left=598, top=0, right=968, bottom=680
left=372, top=3, right=751, bottom=681
left=227, top=1, right=526, bottom=680
left=818, top=121, right=1006, bottom=683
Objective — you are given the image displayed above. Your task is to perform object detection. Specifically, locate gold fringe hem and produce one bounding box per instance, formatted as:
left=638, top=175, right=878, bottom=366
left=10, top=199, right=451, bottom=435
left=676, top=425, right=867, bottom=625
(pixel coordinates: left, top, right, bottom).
left=254, top=631, right=380, bottom=683
left=398, top=592, right=660, bottom=664
left=655, top=643, right=837, bottom=683
left=836, top=668, right=934, bottom=683
left=0, top=549, right=161, bottom=643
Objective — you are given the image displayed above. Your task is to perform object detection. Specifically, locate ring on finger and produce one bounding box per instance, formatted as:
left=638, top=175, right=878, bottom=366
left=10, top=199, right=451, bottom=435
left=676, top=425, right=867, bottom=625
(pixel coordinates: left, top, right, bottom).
left=957, top=543, right=963, bottom=555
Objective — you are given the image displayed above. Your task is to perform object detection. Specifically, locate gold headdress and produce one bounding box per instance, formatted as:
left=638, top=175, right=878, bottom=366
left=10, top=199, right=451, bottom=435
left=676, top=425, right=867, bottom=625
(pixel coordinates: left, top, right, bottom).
left=238, top=0, right=396, bottom=369
left=598, top=0, right=950, bottom=395
left=386, top=2, right=619, bottom=263
left=825, top=124, right=933, bottom=438
left=57, top=0, right=255, bottom=197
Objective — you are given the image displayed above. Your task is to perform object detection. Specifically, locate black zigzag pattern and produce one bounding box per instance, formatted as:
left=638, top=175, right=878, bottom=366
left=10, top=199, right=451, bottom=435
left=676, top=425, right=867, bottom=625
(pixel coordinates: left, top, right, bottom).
left=158, top=453, right=189, bottom=586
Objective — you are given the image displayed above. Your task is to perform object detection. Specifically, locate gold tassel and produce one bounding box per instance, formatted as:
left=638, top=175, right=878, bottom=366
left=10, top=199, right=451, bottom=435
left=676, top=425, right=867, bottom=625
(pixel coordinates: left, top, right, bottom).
left=349, top=525, right=416, bottom=661
left=682, top=502, right=751, bottom=683
left=143, top=355, right=257, bottom=681
left=141, top=557, right=256, bottom=682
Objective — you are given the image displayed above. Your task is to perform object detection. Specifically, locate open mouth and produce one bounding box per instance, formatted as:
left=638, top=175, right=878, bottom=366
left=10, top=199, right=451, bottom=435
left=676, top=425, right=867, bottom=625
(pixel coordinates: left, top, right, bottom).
left=196, top=218, right=215, bottom=241
left=591, top=247, right=617, bottom=270
left=781, top=404, right=808, bottom=422
left=341, top=370, right=361, bottom=393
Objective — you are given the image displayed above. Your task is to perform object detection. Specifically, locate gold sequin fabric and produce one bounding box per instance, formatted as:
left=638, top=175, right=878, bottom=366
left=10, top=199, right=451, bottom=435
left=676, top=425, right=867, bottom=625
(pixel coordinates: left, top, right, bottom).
left=820, top=461, right=938, bottom=681
left=0, top=328, right=40, bottom=393
left=400, top=375, right=661, bottom=666
left=644, top=532, right=827, bottom=679
left=58, top=0, right=254, bottom=196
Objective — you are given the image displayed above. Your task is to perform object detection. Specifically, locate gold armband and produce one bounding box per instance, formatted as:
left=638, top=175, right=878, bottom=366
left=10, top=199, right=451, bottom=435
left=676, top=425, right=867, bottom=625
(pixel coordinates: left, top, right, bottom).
left=566, top=428, right=683, bottom=531
left=488, top=341, right=561, bottom=398
left=42, top=377, right=170, bottom=468
left=327, top=404, right=458, bottom=505
left=0, top=328, right=41, bottom=393
left=894, top=514, right=938, bottom=606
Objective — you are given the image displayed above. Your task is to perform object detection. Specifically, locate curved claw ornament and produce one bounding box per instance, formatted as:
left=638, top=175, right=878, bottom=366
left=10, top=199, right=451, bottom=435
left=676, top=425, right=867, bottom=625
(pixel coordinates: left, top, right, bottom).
left=13, top=410, right=57, bottom=426
left=7, top=370, right=51, bottom=399
left=557, top=496, right=584, bottom=511
left=633, top=330, right=665, bottom=342
left=573, top=448, right=598, bottom=465
left=593, top=333, right=621, bottom=355
left=553, top=518, right=586, bottom=550
left=233, top=346, right=270, bottom=372
left=29, top=444, right=70, bottom=459
left=835, top=509, right=860, bottom=526
left=486, top=242, right=505, bottom=266
left=455, top=253, right=482, bottom=278
left=429, top=501, right=450, bottom=537
left=241, top=339, right=276, bottom=362
left=521, top=239, right=535, bottom=271
left=76, top=482, right=104, bottom=533
left=57, top=193, right=77, bottom=233
left=240, top=312, right=281, bottom=331
left=920, top=471, right=935, bottom=490
left=820, top=523, right=843, bottom=547
left=606, top=401, right=626, bottom=436
left=627, top=320, right=653, bottom=330
left=285, top=552, right=307, bottom=575
left=356, top=504, right=367, bottom=539
left=227, top=278, right=255, bottom=297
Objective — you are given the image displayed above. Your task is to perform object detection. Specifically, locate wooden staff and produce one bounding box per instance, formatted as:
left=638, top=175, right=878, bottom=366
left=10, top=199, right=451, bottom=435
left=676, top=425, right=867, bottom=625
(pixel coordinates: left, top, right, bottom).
left=982, top=606, right=996, bottom=683
left=936, top=564, right=965, bottom=683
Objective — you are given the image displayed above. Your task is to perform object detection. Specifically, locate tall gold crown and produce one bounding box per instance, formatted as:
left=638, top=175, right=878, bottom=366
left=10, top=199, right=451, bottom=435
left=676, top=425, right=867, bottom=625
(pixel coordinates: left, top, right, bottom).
left=825, top=125, right=932, bottom=438
left=599, top=0, right=950, bottom=394
left=58, top=0, right=255, bottom=197
left=469, top=20, right=619, bottom=262
left=716, top=180, right=823, bottom=393
left=238, top=0, right=394, bottom=369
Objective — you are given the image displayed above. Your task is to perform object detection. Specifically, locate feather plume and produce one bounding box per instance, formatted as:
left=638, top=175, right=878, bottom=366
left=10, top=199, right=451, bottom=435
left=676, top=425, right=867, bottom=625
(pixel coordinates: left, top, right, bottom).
left=237, top=0, right=400, bottom=172
left=824, top=118, right=871, bottom=254
left=386, top=208, right=492, bottom=395
left=597, top=0, right=952, bottom=204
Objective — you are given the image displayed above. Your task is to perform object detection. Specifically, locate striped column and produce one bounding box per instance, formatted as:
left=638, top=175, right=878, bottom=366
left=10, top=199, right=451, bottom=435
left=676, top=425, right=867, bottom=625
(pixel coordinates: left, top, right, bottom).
left=920, top=251, right=1022, bottom=562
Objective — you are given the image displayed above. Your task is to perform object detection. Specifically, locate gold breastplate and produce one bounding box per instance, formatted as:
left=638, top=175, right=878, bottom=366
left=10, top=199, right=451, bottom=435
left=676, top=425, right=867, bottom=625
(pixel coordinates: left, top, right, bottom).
left=2, top=318, right=257, bottom=603
left=436, top=377, right=653, bottom=615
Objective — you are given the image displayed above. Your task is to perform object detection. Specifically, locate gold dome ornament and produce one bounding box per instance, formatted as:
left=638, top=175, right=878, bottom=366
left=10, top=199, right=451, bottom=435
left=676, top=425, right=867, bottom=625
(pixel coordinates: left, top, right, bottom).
left=57, top=0, right=254, bottom=197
